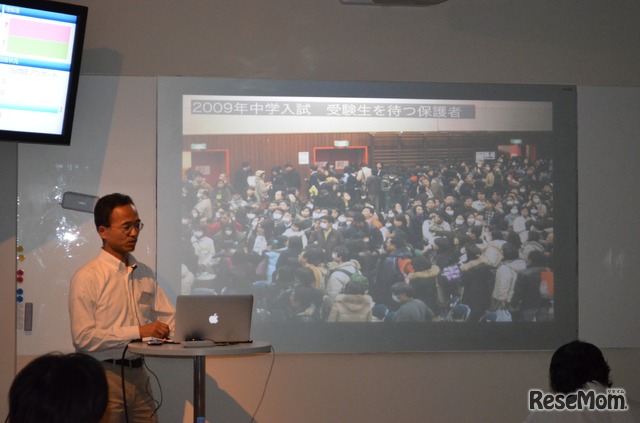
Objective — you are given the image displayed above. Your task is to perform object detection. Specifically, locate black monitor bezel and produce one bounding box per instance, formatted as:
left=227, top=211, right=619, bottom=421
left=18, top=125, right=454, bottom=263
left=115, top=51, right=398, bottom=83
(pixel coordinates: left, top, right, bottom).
left=0, top=0, right=88, bottom=146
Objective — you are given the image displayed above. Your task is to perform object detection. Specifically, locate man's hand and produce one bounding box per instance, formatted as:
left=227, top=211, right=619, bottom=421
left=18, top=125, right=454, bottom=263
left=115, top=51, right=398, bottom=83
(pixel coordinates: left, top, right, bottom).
left=139, top=321, right=170, bottom=339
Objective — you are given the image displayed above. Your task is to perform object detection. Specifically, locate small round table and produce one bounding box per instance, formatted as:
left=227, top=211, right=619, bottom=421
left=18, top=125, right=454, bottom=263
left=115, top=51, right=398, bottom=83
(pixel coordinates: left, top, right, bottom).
left=129, top=341, right=272, bottom=423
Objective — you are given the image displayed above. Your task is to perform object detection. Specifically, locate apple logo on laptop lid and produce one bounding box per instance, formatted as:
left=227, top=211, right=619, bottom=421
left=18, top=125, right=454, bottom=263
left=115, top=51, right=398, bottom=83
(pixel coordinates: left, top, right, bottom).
left=209, top=313, right=219, bottom=324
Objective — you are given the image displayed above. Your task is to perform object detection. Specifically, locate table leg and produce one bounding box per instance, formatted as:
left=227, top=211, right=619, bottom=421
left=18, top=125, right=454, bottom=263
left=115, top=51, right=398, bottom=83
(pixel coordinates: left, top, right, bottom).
left=194, top=355, right=206, bottom=423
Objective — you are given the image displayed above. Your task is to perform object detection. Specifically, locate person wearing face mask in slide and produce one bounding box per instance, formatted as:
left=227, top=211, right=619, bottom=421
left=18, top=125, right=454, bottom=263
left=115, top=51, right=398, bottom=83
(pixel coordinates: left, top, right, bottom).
left=191, top=225, right=216, bottom=277
left=389, top=282, right=433, bottom=322
left=311, top=209, right=324, bottom=221
left=466, top=212, right=477, bottom=228
left=334, top=213, right=350, bottom=231
left=271, top=209, right=283, bottom=223
left=342, top=213, right=385, bottom=254
left=442, top=205, right=456, bottom=223
left=192, top=187, right=213, bottom=221
left=488, top=200, right=506, bottom=227
left=213, top=223, right=245, bottom=251
left=524, top=192, right=549, bottom=220
left=451, top=214, right=469, bottom=237
left=420, top=212, right=447, bottom=247
left=273, top=211, right=292, bottom=237
left=505, top=204, right=521, bottom=229
left=308, top=215, right=345, bottom=257
left=323, top=246, right=363, bottom=314
left=282, top=219, right=308, bottom=249
left=513, top=207, right=532, bottom=242
left=379, top=215, right=395, bottom=241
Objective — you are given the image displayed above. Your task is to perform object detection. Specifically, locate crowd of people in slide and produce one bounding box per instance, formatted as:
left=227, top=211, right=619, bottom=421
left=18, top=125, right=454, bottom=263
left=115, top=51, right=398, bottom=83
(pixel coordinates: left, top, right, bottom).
left=180, top=153, right=554, bottom=323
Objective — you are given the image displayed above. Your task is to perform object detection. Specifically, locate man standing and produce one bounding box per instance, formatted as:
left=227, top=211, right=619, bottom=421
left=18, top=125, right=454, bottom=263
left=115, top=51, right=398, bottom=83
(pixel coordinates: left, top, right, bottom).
left=282, top=163, right=302, bottom=191
left=307, top=165, right=323, bottom=196
left=344, top=165, right=361, bottom=199
left=356, top=162, right=372, bottom=185
left=323, top=246, right=362, bottom=315
left=430, top=170, right=445, bottom=203
left=511, top=250, right=552, bottom=322
left=472, top=190, right=488, bottom=213
left=192, top=187, right=213, bottom=221
left=308, top=215, right=344, bottom=257
left=342, top=213, right=384, bottom=253
left=233, top=161, right=252, bottom=194
left=69, top=193, right=174, bottom=423
left=372, top=236, right=413, bottom=308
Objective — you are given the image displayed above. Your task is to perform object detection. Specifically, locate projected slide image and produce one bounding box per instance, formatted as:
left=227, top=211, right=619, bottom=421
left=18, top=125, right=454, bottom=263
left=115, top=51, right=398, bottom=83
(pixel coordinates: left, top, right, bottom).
left=180, top=96, right=554, bottom=322
left=158, top=79, right=577, bottom=352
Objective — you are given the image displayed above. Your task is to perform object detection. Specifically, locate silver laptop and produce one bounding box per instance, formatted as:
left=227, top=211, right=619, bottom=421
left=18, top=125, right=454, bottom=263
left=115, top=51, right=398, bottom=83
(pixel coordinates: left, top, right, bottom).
left=173, top=295, right=254, bottom=343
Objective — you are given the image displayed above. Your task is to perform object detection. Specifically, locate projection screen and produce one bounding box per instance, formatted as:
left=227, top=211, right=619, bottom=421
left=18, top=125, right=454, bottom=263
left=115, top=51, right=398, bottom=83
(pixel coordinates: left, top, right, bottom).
left=157, top=78, right=577, bottom=352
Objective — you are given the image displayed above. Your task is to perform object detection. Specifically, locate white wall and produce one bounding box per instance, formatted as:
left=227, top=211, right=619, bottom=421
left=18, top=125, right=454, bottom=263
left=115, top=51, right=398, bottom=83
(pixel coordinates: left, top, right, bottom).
left=76, top=0, right=640, bottom=87
left=14, top=77, right=157, bottom=356
left=578, top=87, right=640, bottom=348
left=7, top=75, right=640, bottom=423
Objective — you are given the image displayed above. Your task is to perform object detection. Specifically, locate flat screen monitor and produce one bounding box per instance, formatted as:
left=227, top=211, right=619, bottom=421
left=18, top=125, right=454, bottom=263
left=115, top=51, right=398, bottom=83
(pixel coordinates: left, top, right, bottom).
left=0, top=0, right=87, bottom=145
left=157, top=78, right=578, bottom=352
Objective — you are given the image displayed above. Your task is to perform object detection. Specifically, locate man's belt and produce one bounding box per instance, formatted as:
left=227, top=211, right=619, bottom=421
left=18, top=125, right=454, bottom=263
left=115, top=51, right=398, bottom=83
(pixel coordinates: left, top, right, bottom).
left=103, top=358, right=143, bottom=368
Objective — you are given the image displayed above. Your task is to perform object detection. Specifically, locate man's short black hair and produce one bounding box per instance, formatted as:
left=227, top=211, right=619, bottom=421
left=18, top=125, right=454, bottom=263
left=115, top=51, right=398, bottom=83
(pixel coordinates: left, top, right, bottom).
left=411, top=254, right=432, bottom=272
left=527, top=250, right=547, bottom=267
left=465, top=243, right=482, bottom=261
left=387, top=236, right=406, bottom=250
left=527, top=231, right=541, bottom=242
left=302, top=247, right=325, bottom=265
left=294, top=267, right=316, bottom=287
left=320, top=215, right=334, bottom=223
left=353, top=213, right=366, bottom=223
left=501, top=242, right=519, bottom=261
left=332, top=245, right=350, bottom=262
left=93, top=193, right=134, bottom=230
left=391, top=282, right=415, bottom=297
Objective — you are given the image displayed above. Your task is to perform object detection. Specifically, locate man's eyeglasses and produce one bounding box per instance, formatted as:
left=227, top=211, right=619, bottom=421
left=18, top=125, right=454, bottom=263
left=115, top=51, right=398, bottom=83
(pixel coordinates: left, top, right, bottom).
left=112, top=221, right=144, bottom=234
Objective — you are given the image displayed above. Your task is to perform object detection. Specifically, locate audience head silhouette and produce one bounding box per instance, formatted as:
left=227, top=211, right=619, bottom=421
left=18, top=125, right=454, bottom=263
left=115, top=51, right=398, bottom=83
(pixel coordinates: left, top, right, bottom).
left=6, top=352, right=108, bottom=423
